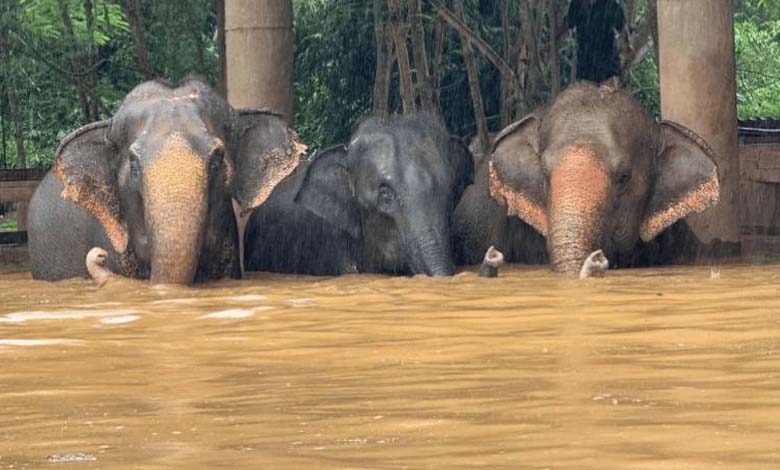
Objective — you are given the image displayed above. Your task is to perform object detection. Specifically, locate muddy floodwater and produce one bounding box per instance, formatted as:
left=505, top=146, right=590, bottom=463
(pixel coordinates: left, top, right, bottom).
left=1, top=265, right=779, bottom=469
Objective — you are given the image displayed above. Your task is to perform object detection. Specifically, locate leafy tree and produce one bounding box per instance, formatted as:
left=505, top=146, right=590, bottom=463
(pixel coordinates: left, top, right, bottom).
left=734, top=6, right=780, bottom=119
left=1, top=0, right=779, bottom=169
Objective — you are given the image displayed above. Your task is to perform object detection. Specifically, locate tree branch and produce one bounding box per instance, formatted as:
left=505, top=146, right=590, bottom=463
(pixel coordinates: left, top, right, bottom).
left=387, top=0, right=416, bottom=113
left=429, top=0, right=516, bottom=83
left=453, top=0, right=488, bottom=153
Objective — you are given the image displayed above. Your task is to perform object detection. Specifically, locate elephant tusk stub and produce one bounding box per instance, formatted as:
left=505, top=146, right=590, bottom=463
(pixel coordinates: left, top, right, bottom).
left=479, top=245, right=505, bottom=278
left=579, top=249, right=609, bottom=279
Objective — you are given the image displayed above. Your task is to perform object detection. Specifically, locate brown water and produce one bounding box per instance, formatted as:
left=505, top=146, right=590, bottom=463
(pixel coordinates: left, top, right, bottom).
left=1, top=265, right=779, bottom=469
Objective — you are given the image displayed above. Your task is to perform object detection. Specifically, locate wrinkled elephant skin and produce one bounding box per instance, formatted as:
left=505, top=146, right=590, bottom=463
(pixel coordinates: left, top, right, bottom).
left=245, top=113, right=474, bottom=277
left=28, top=79, right=304, bottom=284
left=455, top=81, right=720, bottom=275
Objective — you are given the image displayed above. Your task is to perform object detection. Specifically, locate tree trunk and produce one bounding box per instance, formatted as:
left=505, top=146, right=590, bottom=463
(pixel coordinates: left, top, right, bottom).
left=216, top=0, right=227, bottom=95
left=386, top=0, right=415, bottom=113
left=430, top=0, right=515, bottom=81
left=499, top=0, right=512, bottom=126
left=84, top=0, right=99, bottom=120
left=431, top=14, right=445, bottom=105
left=1, top=98, right=6, bottom=168
left=549, top=0, right=561, bottom=98
left=372, top=0, right=390, bottom=115
left=407, top=0, right=435, bottom=113
left=188, top=0, right=206, bottom=73
left=58, top=0, right=89, bottom=123
left=454, top=0, right=488, bottom=154
left=122, top=0, right=154, bottom=80
left=648, top=0, right=659, bottom=57
left=0, top=33, right=25, bottom=168
left=520, top=0, right=539, bottom=103
left=626, top=0, right=637, bottom=27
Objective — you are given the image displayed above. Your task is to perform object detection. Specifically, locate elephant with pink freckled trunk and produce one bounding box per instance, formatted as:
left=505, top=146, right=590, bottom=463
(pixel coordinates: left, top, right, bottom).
left=454, top=81, right=721, bottom=276
left=28, top=78, right=303, bottom=285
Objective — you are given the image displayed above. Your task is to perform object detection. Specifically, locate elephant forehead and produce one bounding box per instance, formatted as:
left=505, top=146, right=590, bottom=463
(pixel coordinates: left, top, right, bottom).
left=119, top=100, right=218, bottom=144
left=144, top=136, right=208, bottom=193
left=549, top=146, right=610, bottom=211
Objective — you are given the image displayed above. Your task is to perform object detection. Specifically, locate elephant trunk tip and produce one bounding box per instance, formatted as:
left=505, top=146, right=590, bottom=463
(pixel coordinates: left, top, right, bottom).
left=427, top=262, right=455, bottom=277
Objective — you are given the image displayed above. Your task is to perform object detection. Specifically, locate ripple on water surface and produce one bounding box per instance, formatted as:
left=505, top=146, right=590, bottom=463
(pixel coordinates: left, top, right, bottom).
left=0, top=266, right=778, bottom=469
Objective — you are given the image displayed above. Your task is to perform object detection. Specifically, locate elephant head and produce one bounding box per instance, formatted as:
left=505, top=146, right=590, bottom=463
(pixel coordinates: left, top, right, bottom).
left=53, top=79, right=302, bottom=284
left=294, top=114, right=473, bottom=276
left=488, top=82, right=720, bottom=275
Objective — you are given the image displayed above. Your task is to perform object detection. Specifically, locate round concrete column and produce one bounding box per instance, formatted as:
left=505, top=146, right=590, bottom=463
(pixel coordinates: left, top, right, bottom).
left=657, top=0, right=739, bottom=244
left=225, top=0, right=294, bottom=124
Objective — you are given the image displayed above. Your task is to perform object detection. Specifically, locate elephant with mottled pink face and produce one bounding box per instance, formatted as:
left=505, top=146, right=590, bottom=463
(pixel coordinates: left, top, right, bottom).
left=28, top=78, right=304, bottom=285
left=454, top=81, right=720, bottom=276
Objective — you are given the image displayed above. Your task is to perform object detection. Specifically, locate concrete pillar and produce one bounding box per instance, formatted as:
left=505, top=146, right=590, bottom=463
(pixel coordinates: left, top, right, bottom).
left=225, top=0, right=294, bottom=124
left=657, top=0, right=739, bottom=244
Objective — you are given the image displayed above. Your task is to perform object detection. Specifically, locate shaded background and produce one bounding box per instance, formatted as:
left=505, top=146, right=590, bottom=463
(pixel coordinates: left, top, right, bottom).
left=0, top=0, right=778, bottom=169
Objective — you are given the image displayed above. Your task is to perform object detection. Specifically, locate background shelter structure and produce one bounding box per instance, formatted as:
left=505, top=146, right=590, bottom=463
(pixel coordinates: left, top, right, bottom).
left=224, top=0, right=294, bottom=123
left=657, top=0, right=740, bottom=250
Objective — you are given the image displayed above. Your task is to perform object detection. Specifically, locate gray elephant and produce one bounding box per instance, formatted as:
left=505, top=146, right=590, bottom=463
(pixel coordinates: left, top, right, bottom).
left=454, top=81, right=720, bottom=275
left=28, top=78, right=303, bottom=284
left=244, top=113, right=474, bottom=276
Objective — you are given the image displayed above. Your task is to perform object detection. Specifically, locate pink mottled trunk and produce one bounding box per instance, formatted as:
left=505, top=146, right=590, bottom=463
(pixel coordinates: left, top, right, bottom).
left=548, top=146, right=610, bottom=275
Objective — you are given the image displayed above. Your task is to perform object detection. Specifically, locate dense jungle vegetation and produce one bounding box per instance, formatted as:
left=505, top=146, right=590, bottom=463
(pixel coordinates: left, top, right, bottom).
left=0, top=0, right=778, bottom=168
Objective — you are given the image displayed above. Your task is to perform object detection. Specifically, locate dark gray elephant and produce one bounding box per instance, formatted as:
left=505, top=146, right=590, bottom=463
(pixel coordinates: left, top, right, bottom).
left=28, top=78, right=304, bottom=284
left=244, top=113, right=474, bottom=276
left=454, top=81, right=720, bottom=275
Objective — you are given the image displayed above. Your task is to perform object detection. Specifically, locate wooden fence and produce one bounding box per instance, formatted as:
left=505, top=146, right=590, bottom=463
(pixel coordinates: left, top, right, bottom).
left=0, top=169, right=46, bottom=244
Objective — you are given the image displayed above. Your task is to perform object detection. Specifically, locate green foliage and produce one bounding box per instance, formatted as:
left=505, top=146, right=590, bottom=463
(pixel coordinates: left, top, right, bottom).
left=1, top=0, right=779, bottom=169
left=734, top=15, right=780, bottom=119
left=293, top=0, right=375, bottom=150
left=0, top=219, right=19, bottom=231
left=1, top=0, right=220, bottom=168
left=20, top=0, right=128, bottom=44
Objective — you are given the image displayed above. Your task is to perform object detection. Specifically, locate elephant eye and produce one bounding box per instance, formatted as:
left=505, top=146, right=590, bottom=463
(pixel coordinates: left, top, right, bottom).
left=616, top=172, right=632, bottom=187
left=127, top=155, right=141, bottom=178
left=377, top=183, right=395, bottom=209
left=210, top=148, right=224, bottom=168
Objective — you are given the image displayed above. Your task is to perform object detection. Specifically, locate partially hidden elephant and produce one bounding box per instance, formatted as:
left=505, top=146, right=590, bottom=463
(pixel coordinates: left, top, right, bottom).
left=244, top=113, right=474, bottom=276
left=454, top=81, right=720, bottom=275
left=28, top=78, right=304, bottom=284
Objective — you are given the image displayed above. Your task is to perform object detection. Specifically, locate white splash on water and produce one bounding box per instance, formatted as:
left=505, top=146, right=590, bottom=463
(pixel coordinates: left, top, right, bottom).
left=0, top=339, right=81, bottom=347
left=285, top=298, right=316, bottom=308
left=151, top=298, right=202, bottom=305
left=99, top=314, right=141, bottom=325
left=0, top=309, right=140, bottom=324
left=200, top=306, right=274, bottom=319
left=230, top=294, right=267, bottom=302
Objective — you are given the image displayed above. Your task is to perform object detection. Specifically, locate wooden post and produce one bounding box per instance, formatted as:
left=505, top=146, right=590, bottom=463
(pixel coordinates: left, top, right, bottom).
left=225, top=0, right=294, bottom=123
left=225, top=0, right=294, bottom=276
left=657, top=0, right=739, bottom=245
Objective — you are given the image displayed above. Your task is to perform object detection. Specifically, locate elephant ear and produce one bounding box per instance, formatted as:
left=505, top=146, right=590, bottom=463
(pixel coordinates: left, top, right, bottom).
left=232, top=109, right=307, bottom=216
left=488, top=114, right=549, bottom=237
left=640, top=121, right=720, bottom=242
left=53, top=120, right=129, bottom=253
left=293, top=145, right=360, bottom=239
left=446, top=136, right=475, bottom=203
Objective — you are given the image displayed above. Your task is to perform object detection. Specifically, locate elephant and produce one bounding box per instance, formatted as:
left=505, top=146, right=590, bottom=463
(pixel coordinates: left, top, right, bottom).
left=244, top=113, right=474, bottom=276
left=454, top=81, right=721, bottom=275
left=28, top=78, right=304, bottom=284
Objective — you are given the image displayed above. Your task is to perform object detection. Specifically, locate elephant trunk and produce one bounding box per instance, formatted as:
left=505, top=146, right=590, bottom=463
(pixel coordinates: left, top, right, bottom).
left=408, top=219, right=455, bottom=276
left=144, top=138, right=209, bottom=284
left=548, top=146, right=610, bottom=276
